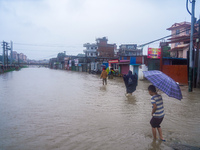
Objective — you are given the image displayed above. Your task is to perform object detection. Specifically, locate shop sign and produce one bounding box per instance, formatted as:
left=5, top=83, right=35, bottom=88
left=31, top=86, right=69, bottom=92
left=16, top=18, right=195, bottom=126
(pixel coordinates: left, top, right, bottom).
left=147, top=48, right=161, bottom=59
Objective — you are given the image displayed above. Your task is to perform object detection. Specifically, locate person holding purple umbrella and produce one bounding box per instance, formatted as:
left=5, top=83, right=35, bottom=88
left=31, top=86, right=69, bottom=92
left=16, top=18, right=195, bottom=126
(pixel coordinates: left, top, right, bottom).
left=148, top=85, right=165, bottom=141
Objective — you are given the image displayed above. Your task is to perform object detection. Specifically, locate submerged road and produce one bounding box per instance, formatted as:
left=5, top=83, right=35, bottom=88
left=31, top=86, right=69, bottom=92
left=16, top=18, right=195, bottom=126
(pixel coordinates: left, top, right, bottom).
left=0, top=68, right=200, bottom=150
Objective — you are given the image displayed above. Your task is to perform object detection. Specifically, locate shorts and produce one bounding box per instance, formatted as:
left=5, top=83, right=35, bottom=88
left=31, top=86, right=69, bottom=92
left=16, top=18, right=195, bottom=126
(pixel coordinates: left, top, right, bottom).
left=150, top=117, right=164, bottom=128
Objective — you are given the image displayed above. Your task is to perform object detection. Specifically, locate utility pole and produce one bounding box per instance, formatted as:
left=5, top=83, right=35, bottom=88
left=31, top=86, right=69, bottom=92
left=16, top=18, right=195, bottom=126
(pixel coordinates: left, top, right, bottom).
left=188, top=0, right=195, bottom=92
left=17, top=53, right=20, bottom=66
left=196, top=20, right=200, bottom=88
left=2, top=41, right=5, bottom=66
left=10, top=41, right=13, bottom=65
left=5, top=42, right=8, bottom=67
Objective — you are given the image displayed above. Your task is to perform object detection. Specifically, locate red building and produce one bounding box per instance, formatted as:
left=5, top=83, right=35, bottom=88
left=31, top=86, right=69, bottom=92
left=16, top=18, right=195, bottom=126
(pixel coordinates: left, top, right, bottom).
left=96, top=37, right=116, bottom=58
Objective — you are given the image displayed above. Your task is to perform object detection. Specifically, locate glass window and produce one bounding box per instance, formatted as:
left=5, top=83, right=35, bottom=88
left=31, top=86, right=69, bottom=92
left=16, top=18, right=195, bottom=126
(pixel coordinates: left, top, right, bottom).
left=176, top=29, right=180, bottom=35
left=186, top=29, right=189, bottom=35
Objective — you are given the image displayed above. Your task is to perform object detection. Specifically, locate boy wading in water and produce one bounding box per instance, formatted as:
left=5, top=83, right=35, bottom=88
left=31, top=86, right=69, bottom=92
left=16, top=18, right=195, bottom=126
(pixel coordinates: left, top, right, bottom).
left=148, top=85, right=165, bottom=141
left=100, top=68, right=108, bottom=85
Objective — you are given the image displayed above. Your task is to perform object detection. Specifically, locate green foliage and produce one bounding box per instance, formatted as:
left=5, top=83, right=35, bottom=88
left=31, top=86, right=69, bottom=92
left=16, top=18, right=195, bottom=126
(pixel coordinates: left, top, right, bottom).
left=57, top=52, right=66, bottom=61
left=163, top=46, right=170, bottom=57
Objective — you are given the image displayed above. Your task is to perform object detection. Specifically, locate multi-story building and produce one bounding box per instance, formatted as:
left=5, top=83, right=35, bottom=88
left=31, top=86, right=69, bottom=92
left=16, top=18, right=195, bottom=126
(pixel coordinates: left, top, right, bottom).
left=96, top=37, right=116, bottom=58
left=167, top=21, right=196, bottom=58
left=12, top=51, right=18, bottom=61
left=118, top=44, right=142, bottom=56
left=83, top=43, right=98, bottom=57
left=19, top=53, right=24, bottom=61
left=83, top=37, right=116, bottom=58
left=22, top=54, right=27, bottom=62
left=11, top=52, right=27, bottom=62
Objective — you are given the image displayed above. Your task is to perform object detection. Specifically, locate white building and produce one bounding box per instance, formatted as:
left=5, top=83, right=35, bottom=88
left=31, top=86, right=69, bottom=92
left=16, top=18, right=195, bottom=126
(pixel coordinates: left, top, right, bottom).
left=83, top=43, right=98, bottom=57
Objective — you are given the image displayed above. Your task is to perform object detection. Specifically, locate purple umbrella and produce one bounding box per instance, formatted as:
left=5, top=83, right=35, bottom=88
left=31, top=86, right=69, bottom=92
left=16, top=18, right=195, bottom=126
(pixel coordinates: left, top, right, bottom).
left=143, top=70, right=182, bottom=100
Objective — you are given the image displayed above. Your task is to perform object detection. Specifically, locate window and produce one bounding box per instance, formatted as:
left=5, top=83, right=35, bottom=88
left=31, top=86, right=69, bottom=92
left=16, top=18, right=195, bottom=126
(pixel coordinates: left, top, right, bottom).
left=186, top=29, right=189, bottom=35
left=176, top=29, right=180, bottom=35
left=175, top=42, right=181, bottom=47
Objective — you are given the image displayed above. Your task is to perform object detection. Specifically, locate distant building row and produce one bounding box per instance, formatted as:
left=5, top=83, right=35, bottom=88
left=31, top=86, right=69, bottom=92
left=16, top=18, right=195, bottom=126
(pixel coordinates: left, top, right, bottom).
left=83, top=37, right=142, bottom=58
left=11, top=51, right=27, bottom=62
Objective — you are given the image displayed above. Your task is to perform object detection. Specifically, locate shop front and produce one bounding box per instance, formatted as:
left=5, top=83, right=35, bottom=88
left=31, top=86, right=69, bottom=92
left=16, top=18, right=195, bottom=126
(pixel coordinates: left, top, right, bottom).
left=118, top=60, right=130, bottom=75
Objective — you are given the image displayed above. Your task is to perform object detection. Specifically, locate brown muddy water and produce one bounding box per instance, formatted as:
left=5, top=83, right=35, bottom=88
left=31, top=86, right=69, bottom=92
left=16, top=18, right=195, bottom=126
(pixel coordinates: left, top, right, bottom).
left=0, top=68, right=200, bottom=150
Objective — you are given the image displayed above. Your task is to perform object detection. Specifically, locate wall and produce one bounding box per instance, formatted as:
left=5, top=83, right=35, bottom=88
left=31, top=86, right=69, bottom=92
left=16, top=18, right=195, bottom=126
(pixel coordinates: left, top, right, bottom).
left=162, top=65, right=188, bottom=84
left=138, top=64, right=148, bottom=80
left=148, top=59, right=160, bottom=70
left=97, top=46, right=114, bottom=57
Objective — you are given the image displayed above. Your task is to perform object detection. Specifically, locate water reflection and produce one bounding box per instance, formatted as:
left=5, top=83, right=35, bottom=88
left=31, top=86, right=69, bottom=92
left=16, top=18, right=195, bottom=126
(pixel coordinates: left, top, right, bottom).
left=100, top=85, right=107, bottom=91
left=148, top=139, right=163, bottom=150
left=125, top=95, right=136, bottom=105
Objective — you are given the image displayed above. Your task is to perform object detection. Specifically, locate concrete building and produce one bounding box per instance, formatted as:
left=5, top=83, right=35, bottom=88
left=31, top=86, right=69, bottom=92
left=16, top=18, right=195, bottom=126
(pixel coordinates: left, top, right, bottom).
left=118, top=44, right=142, bottom=56
left=167, top=22, right=191, bottom=58
left=12, top=51, right=18, bottom=61
left=96, top=37, right=116, bottom=58
left=83, top=37, right=116, bottom=58
left=83, top=43, right=98, bottom=57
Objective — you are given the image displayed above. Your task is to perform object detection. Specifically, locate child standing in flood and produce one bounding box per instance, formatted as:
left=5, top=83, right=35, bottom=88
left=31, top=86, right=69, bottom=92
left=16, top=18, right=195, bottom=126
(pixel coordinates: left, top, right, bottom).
left=100, top=68, right=108, bottom=85
left=148, top=85, right=165, bottom=141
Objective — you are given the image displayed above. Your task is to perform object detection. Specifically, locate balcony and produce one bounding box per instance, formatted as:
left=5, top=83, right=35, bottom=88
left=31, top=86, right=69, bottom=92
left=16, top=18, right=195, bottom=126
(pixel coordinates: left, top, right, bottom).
left=83, top=49, right=97, bottom=53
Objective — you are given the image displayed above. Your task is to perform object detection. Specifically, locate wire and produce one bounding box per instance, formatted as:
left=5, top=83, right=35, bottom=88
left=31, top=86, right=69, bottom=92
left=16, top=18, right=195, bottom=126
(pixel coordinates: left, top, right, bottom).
left=14, top=42, right=82, bottom=48
left=138, top=26, right=192, bottom=47
left=186, top=0, right=192, bottom=15
left=13, top=48, right=64, bottom=52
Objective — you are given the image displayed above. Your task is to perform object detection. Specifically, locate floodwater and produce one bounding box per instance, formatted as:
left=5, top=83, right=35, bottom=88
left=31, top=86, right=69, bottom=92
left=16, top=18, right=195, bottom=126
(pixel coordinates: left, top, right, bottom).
left=0, top=67, right=200, bottom=150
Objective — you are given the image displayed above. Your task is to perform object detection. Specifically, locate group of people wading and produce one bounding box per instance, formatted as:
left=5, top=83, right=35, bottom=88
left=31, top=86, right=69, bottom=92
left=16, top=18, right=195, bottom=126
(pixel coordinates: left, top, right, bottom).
left=100, top=68, right=138, bottom=96
left=100, top=68, right=165, bottom=141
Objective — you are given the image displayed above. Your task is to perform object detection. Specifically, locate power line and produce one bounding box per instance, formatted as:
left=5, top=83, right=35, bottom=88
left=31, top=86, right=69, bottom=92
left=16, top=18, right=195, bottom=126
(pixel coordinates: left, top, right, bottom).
left=14, top=42, right=82, bottom=48
left=138, top=26, right=192, bottom=47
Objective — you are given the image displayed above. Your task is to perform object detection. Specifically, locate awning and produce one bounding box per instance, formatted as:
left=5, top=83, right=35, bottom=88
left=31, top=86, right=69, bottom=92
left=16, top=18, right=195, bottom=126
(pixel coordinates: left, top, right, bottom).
left=168, top=44, right=189, bottom=52
left=117, top=60, right=130, bottom=65
left=130, top=64, right=141, bottom=66
left=108, top=59, right=119, bottom=63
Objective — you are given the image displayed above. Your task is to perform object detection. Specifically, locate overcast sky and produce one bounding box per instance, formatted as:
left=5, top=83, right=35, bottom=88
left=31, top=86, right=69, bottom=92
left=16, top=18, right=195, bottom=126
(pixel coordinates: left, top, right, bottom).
left=0, top=0, right=200, bottom=60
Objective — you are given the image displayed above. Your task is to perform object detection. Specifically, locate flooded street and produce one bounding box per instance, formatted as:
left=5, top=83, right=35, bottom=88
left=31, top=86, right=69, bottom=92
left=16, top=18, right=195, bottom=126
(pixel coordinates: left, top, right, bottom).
left=0, top=68, right=200, bottom=150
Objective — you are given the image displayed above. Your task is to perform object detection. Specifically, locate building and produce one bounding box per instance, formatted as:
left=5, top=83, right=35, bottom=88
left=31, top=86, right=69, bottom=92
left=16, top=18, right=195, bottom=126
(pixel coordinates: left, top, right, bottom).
left=96, top=37, right=116, bottom=58
left=11, top=51, right=27, bottom=62
left=83, top=37, right=116, bottom=58
left=83, top=43, right=98, bottom=57
left=118, top=44, right=142, bottom=57
left=12, top=51, right=18, bottom=61
left=167, top=21, right=199, bottom=58
left=19, top=53, right=27, bottom=62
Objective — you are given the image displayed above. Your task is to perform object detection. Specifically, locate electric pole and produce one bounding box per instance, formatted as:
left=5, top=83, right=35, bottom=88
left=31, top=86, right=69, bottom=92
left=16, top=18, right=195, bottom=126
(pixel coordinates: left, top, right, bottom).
left=2, top=41, right=5, bottom=66
left=196, top=20, right=200, bottom=88
left=188, top=0, right=195, bottom=92
left=10, top=41, right=13, bottom=65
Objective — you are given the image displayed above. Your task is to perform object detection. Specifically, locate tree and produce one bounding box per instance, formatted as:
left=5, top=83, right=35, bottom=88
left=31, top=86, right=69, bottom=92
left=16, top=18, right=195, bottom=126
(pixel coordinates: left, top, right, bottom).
left=57, top=52, right=66, bottom=62
left=163, top=46, right=170, bottom=57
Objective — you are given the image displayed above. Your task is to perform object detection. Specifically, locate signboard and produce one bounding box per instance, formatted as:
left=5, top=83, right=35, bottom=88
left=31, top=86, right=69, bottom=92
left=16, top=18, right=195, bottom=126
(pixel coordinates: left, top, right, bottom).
left=69, top=60, right=72, bottom=67
left=74, top=59, right=79, bottom=66
left=108, top=59, right=119, bottom=67
left=147, top=48, right=161, bottom=59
